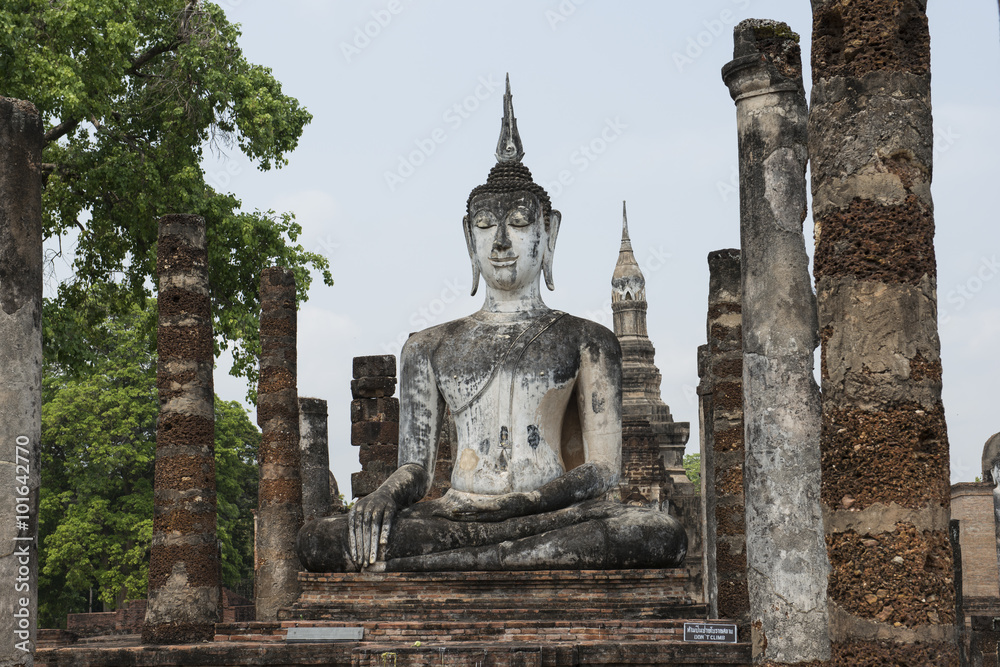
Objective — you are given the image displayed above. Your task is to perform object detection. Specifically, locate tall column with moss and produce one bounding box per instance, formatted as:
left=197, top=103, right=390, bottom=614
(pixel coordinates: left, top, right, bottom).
left=0, top=97, right=43, bottom=666
left=810, top=1, right=957, bottom=663
left=723, top=20, right=830, bottom=664
left=142, top=214, right=220, bottom=644
left=255, top=267, right=303, bottom=621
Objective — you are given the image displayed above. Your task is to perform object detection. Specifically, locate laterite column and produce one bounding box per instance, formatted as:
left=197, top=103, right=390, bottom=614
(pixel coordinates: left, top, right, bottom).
left=143, top=214, right=220, bottom=643
left=811, top=1, right=958, bottom=663
left=0, top=97, right=42, bottom=666
left=255, top=268, right=302, bottom=621
left=705, top=249, right=749, bottom=637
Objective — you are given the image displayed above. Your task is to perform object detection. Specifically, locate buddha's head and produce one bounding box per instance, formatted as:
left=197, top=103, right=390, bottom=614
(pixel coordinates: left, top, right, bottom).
left=463, top=76, right=561, bottom=297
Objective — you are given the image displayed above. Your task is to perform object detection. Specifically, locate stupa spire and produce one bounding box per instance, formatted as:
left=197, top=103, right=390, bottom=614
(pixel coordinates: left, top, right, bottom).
left=621, top=200, right=633, bottom=252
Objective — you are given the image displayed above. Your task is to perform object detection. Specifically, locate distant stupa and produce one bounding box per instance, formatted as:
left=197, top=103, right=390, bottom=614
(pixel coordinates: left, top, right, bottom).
left=611, top=202, right=690, bottom=471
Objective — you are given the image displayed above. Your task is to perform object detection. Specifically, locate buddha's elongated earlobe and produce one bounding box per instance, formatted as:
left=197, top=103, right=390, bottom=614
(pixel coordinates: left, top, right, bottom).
left=543, top=210, right=561, bottom=291
left=463, top=214, right=480, bottom=296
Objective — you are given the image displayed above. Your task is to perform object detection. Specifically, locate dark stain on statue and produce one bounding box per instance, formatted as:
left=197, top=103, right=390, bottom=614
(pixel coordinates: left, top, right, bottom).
left=479, top=438, right=490, bottom=454
left=592, top=392, right=606, bottom=414
left=527, top=424, right=540, bottom=449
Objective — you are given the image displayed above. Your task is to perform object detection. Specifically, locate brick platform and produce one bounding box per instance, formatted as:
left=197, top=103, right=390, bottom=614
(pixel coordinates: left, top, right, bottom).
left=36, top=570, right=751, bottom=665
left=282, top=569, right=702, bottom=622
left=37, top=640, right=749, bottom=666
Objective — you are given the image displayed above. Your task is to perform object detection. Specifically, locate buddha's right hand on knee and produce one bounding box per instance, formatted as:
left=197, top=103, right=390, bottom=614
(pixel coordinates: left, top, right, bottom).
left=349, top=489, right=397, bottom=569
left=347, top=463, right=431, bottom=569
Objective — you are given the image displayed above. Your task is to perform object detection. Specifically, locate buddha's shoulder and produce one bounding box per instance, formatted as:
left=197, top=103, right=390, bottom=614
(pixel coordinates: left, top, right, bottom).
left=552, top=313, right=621, bottom=358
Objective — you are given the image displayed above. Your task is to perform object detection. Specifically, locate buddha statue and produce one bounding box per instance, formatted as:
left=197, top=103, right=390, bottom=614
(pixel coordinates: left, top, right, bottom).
left=297, top=77, right=687, bottom=572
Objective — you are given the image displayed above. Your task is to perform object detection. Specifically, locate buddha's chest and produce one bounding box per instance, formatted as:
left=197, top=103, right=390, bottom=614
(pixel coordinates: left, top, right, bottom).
left=432, top=324, right=581, bottom=494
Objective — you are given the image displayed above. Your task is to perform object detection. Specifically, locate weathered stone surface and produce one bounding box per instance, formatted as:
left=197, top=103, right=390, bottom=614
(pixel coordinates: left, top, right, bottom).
left=810, top=0, right=956, bottom=660
left=298, top=397, right=331, bottom=523
left=0, top=96, right=43, bottom=666
left=298, top=78, right=685, bottom=574
left=723, top=19, right=829, bottom=663
left=143, top=214, right=219, bottom=645
left=255, top=267, right=302, bottom=622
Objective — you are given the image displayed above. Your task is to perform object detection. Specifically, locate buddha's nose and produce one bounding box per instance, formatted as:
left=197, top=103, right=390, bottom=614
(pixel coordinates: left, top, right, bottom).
left=493, top=222, right=511, bottom=251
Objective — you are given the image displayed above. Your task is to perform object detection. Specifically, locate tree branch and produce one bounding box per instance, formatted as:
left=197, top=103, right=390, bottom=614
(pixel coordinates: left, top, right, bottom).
left=126, top=0, right=199, bottom=76
left=45, top=118, right=80, bottom=144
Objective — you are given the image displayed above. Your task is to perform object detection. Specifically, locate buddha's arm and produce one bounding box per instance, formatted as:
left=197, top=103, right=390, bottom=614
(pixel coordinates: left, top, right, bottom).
left=349, top=335, right=444, bottom=566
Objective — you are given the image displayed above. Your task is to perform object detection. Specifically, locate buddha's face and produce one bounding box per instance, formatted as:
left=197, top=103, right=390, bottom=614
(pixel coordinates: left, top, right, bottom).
left=467, top=191, right=548, bottom=293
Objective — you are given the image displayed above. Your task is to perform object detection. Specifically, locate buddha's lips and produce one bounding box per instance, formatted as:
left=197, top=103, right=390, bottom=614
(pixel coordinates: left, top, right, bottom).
left=490, top=255, right=518, bottom=267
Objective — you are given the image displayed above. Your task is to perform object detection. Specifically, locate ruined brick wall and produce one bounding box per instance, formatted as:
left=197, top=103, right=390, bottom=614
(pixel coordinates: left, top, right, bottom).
left=255, top=267, right=302, bottom=621
left=142, top=214, right=219, bottom=644
left=619, top=419, right=667, bottom=508
left=810, top=1, right=957, bottom=662
left=952, top=483, right=1000, bottom=599
left=703, top=249, right=748, bottom=636
left=350, top=355, right=399, bottom=499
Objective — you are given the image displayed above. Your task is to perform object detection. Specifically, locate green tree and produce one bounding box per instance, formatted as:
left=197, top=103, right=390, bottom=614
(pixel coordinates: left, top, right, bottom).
left=683, top=453, right=701, bottom=489
left=0, top=0, right=331, bottom=392
left=39, top=303, right=259, bottom=628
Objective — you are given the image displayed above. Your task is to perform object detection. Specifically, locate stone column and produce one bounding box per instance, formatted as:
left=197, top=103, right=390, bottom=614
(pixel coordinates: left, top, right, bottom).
left=810, top=1, right=958, bottom=663
left=350, top=355, right=399, bottom=500
left=705, top=249, right=748, bottom=635
left=255, top=267, right=302, bottom=621
left=142, top=214, right=220, bottom=644
left=723, top=20, right=830, bottom=664
left=0, top=97, right=42, bottom=666
left=697, top=344, right=717, bottom=619
left=298, top=397, right=331, bottom=522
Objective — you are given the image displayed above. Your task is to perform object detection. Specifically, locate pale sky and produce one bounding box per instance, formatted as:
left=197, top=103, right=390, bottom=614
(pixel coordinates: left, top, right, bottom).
left=189, top=1, right=1000, bottom=492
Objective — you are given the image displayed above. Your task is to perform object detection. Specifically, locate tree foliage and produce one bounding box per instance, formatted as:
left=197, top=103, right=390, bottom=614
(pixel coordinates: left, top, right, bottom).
left=39, top=303, right=259, bottom=628
left=683, top=453, right=701, bottom=489
left=0, top=0, right=331, bottom=392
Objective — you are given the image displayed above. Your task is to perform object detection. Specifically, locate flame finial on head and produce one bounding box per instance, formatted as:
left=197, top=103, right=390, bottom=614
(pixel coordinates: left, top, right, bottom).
left=494, top=74, right=525, bottom=164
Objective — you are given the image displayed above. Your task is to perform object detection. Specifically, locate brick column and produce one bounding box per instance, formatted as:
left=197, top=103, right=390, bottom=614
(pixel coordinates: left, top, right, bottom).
left=705, top=249, right=748, bottom=636
left=142, top=214, right=220, bottom=644
left=723, top=20, right=830, bottom=663
left=255, top=267, right=302, bottom=621
left=697, top=343, right=717, bottom=618
left=0, top=97, right=42, bottom=665
left=350, top=355, right=399, bottom=500
left=298, top=397, right=330, bottom=523
left=810, top=1, right=957, bottom=662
